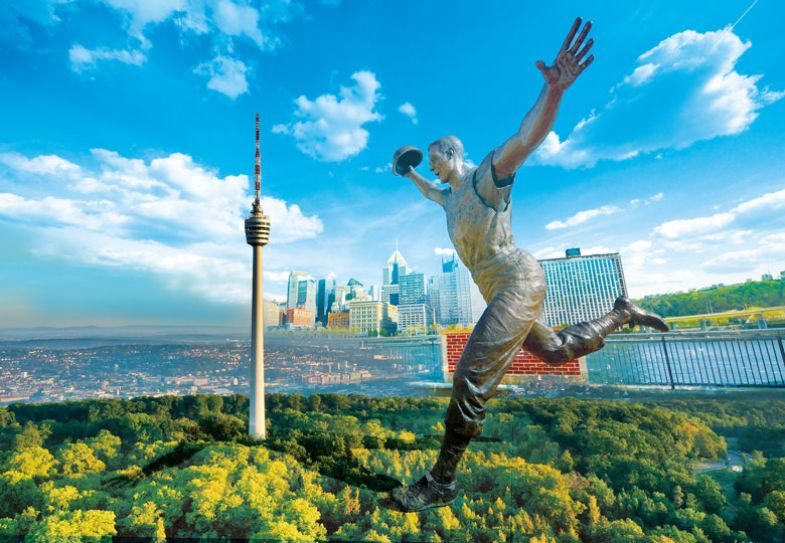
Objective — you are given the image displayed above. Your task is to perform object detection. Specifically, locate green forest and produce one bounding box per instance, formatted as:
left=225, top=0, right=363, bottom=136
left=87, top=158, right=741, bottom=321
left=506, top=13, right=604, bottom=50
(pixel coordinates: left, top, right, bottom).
left=0, top=392, right=784, bottom=542
left=635, top=278, right=785, bottom=318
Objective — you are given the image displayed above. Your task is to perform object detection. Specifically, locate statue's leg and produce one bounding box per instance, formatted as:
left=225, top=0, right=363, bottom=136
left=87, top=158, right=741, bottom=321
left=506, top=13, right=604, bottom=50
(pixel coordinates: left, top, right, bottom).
left=432, top=280, right=545, bottom=484
left=389, top=257, right=546, bottom=512
left=523, top=296, right=669, bottom=364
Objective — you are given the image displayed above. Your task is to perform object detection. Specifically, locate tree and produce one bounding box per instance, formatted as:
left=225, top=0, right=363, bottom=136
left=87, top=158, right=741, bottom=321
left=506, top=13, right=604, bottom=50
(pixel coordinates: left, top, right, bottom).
left=24, top=510, right=116, bottom=543
left=57, top=442, right=106, bottom=477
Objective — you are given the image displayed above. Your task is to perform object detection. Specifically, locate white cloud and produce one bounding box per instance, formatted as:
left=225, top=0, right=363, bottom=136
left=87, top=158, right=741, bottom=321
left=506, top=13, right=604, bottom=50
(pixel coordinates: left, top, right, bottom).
left=101, top=0, right=187, bottom=40
left=211, top=0, right=266, bottom=47
left=273, top=71, right=383, bottom=162
left=630, top=192, right=664, bottom=206
left=545, top=205, right=620, bottom=230
left=535, top=27, right=783, bottom=169
left=654, top=187, right=785, bottom=239
left=0, top=152, right=81, bottom=176
left=654, top=212, right=735, bottom=239
left=0, top=150, right=323, bottom=303
left=96, top=0, right=286, bottom=47
left=68, top=44, right=146, bottom=72
left=398, top=102, right=417, bottom=124
left=434, top=247, right=456, bottom=257
left=55, top=0, right=301, bottom=97
left=194, top=55, right=249, bottom=99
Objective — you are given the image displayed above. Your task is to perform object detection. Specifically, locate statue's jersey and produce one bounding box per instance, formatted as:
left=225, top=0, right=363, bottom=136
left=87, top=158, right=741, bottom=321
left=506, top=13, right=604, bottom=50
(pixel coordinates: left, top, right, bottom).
left=440, top=151, right=545, bottom=303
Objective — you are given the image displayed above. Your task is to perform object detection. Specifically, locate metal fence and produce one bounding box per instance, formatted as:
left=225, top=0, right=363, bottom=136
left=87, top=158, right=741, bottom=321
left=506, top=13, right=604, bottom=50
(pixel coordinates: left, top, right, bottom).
left=586, top=330, right=785, bottom=388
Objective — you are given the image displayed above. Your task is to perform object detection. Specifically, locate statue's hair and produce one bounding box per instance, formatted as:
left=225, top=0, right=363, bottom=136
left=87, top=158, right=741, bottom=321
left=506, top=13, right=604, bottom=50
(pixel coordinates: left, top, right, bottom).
left=428, top=135, right=464, bottom=161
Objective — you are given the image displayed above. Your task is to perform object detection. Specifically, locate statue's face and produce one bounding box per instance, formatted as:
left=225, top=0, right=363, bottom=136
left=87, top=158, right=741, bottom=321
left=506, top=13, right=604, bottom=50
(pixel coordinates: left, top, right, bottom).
left=428, top=146, right=454, bottom=183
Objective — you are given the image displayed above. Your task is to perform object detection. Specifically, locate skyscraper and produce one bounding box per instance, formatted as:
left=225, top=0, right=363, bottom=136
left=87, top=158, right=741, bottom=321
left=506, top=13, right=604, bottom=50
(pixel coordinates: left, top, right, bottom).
left=438, top=254, right=473, bottom=326
left=331, top=284, right=350, bottom=312
left=399, top=272, right=426, bottom=304
left=398, top=272, right=430, bottom=333
left=316, top=277, right=335, bottom=326
left=383, top=247, right=409, bottom=286
left=287, top=271, right=308, bottom=309
left=296, top=278, right=317, bottom=326
left=538, top=248, right=628, bottom=327
left=428, top=275, right=441, bottom=324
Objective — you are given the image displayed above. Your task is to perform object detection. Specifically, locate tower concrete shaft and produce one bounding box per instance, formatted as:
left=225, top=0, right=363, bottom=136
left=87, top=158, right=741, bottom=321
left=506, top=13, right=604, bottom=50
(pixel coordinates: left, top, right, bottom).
left=245, top=113, right=270, bottom=440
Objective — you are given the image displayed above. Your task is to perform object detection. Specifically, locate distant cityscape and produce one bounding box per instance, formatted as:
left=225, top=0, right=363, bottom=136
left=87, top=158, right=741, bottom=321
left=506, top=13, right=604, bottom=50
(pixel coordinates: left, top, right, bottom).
left=268, top=246, right=632, bottom=334
left=0, top=335, right=444, bottom=406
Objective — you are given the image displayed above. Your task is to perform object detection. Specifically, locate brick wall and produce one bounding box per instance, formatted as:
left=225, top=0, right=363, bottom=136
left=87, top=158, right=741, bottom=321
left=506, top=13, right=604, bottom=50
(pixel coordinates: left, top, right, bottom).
left=441, top=331, right=587, bottom=383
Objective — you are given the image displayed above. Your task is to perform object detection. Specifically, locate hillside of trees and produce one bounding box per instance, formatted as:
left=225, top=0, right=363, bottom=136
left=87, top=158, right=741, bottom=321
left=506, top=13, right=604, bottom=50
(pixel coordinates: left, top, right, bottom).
left=635, top=278, right=785, bottom=318
left=0, top=392, right=783, bottom=542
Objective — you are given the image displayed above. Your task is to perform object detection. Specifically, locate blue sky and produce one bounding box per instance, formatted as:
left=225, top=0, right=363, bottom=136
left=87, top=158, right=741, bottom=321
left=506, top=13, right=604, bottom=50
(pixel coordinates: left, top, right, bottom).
left=1, top=0, right=784, bottom=327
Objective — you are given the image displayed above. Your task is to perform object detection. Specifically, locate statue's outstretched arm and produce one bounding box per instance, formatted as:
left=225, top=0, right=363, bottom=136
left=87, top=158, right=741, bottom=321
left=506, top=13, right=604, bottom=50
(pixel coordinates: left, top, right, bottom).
left=493, top=17, right=595, bottom=180
left=404, top=167, right=446, bottom=206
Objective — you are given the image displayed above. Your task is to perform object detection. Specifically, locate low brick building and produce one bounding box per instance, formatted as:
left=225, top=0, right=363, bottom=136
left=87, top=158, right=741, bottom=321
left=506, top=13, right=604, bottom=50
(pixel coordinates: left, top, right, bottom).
left=441, top=329, right=587, bottom=383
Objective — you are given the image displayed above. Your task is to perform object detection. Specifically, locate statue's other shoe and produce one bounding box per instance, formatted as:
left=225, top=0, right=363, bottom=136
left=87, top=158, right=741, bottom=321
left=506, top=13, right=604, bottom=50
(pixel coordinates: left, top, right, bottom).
left=389, top=472, right=460, bottom=512
left=614, top=296, right=669, bottom=332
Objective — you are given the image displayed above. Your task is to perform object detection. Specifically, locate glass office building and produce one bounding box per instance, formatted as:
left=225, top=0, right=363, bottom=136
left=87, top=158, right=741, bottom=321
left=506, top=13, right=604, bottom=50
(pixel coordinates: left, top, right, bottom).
left=538, top=248, right=628, bottom=327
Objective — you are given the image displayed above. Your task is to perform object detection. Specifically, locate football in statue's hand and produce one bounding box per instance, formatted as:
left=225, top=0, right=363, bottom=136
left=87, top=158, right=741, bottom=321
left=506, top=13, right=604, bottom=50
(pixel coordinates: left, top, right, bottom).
left=392, top=146, right=423, bottom=176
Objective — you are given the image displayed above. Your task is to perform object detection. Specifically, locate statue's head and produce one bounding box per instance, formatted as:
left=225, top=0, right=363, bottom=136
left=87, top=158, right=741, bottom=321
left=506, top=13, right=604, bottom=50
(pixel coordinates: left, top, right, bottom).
left=428, top=135, right=464, bottom=183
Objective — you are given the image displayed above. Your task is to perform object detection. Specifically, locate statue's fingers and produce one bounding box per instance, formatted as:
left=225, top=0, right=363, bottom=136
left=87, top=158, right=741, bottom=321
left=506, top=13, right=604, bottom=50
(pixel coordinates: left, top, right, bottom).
left=578, top=54, right=595, bottom=73
left=570, top=21, right=592, bottom=55
left=576, top=38, right=594, bottom=62
left=536, top=60, right=548, bottom=75
left=561, top=17, right=581, bottom=50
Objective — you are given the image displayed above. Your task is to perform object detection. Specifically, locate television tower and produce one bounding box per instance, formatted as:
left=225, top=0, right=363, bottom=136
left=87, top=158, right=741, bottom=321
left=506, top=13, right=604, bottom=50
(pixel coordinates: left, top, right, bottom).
left=245, top=113, right=271, bottom=439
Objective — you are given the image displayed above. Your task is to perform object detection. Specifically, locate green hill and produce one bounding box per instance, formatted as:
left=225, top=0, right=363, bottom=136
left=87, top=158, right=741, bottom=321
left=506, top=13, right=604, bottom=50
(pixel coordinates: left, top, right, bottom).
left=636, top=278, right=785, bottom=318
left=0, top=393, right=782, bottom=542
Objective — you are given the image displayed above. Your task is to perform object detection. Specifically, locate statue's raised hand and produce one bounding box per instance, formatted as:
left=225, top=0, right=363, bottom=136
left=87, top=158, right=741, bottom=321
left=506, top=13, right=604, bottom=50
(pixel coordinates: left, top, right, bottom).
left=536, top=17, right=594, bottom=91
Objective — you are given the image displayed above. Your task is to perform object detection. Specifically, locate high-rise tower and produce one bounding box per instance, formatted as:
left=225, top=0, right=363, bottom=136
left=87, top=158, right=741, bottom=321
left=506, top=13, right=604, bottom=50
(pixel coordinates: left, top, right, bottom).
left=244, top=113, right=271, bottom=440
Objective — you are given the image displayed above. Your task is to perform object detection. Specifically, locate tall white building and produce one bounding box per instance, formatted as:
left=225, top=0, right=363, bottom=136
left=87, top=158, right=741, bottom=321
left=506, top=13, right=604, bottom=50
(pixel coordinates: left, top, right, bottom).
left=383, top=247, right=410, bottom=287
left=538, top=248, right=628, bottom=327
left=428, top=275, right=441, bottom=324
left=397, top=272, right=431, bottom=333
left=287, top=271, right=308, bottom=309
left=331, top=284, right=350, bottom=312
left=296, top=278, right=317, bottom=326
left=438, top=254, right=474, bottom=326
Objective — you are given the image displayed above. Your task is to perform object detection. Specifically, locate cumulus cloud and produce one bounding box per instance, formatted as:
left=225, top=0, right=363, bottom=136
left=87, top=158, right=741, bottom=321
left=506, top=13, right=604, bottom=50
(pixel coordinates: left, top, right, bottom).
left=95, top=0, right=291, bottom=48
left=273, top=71, right=383, bottom=162
left=434, top=247, right=456, bottom=257
left=654, top=212, right=736, bottom=239
left=0, top=152, right=81, bottom=176
left=35, top=0, right=301, bottom=98
left=398, top=102, right=417, bottom=124
left=535, top=27, right=783, bottom=168
left=194, top=55, right=249, bottom=99
left=545, top=205, right=621, bottom=230
left=69, top=44, right=146, bottom=72
left=654, top=187, right=785, bottom=239
left=0, top=149, right=323, bottom=303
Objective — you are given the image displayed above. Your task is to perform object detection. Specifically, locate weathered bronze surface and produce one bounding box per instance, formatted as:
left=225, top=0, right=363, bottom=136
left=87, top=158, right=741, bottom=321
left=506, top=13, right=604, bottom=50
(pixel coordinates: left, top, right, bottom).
left=392, top=146, right=423, bottom=176
left=389, top=17, right=668, bottom=513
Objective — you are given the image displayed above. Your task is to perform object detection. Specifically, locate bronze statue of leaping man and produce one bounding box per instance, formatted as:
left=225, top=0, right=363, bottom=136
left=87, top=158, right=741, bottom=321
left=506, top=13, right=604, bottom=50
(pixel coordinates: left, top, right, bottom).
left=389, top=17, right=668, bottom=512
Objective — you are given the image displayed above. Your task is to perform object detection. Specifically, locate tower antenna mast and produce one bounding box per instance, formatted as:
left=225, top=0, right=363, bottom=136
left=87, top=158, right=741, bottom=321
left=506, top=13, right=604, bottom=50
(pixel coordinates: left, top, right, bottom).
left=245, top=112, right=271, bottom=440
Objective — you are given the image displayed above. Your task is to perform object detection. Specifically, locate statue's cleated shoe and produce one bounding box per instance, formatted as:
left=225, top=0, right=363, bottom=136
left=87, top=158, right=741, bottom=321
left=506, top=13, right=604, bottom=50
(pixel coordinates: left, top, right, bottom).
left=614, top=296, right=669, bottom=332
left=389, top=472, right=460, bottom=512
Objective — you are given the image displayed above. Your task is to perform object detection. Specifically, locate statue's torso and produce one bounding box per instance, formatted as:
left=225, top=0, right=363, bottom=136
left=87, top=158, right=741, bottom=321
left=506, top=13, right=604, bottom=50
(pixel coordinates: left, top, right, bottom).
left=442, top=163, right=542, bottom=303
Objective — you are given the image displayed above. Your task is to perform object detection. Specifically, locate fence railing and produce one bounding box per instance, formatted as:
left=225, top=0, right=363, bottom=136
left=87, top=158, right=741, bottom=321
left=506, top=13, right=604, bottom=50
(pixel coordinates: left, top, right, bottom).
left=586, top=329, right=785, bottom=388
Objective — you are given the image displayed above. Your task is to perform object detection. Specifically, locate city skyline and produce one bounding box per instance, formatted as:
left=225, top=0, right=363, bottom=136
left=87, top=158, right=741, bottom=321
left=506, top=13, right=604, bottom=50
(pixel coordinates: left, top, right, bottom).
left=1, top=1, right=784, bottom=327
